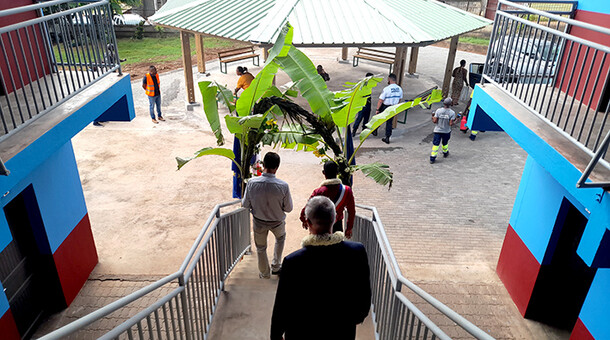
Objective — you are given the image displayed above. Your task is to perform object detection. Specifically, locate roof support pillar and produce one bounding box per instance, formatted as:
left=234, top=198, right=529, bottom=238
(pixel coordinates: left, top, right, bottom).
left=263, top=47, right=269, bottom=62
left=393, top=46, right=408, bottom=128
left=442, top=36, right=459, bottom=98
left=393, top=47, right=407, bottom=85
left=180, top=30, right=196, bottom=104
left=408, top=47, right=419, bottom=74
left=195, top=34, right=206, bottom=74
left=341, top=47, right=348, bottom=61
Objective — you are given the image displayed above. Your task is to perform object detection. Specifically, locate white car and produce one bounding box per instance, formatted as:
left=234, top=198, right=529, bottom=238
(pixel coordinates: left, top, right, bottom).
left=491, top=37, right=565, bottom=83
left=113, top=14, right=150, bottom=26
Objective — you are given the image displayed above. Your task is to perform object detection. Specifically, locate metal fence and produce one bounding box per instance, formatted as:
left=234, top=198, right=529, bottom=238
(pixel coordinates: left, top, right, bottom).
left=352, top=205, right=495, bottom=340
left=39, top=201, right=251, bottom=340
left=443, top=0, right=484, bottom=15
left=0, top=0, right=121, bottom=140
left=483, top=0, right=610, bottom=187
left=39, top=201, right=495, bottom=339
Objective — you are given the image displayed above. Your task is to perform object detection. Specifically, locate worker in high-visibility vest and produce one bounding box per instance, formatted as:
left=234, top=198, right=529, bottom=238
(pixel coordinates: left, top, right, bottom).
left=142, top=65, right=165, bottom=124
left=430, top=98, right=458, bottom=164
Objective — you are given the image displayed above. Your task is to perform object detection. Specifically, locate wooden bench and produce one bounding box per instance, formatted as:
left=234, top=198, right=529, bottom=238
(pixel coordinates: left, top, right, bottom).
left=353, top=48, right=395, bottom=73
left=397, top=86, right=438, bottom=124
left=218, top=46, right=260, bottom=74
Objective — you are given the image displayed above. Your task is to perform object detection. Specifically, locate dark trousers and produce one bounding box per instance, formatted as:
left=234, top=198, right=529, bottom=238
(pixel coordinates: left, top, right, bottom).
left=353, top=108, right=370, bottom=132
left=374, top=104, right=392, bottom=137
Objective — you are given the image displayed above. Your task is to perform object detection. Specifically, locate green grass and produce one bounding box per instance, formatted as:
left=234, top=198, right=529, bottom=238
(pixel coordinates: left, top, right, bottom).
left=53, top=36, right=246, bottom=66
left=459, top=36, right=490, bottom=46
left=116, top=36, right=245, bottom=65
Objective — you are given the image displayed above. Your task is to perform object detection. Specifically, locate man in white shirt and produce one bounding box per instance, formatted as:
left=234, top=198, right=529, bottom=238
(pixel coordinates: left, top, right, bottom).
left=242, top=152, right=293, bottom=278
left=375, top=73, right=403, bottom=144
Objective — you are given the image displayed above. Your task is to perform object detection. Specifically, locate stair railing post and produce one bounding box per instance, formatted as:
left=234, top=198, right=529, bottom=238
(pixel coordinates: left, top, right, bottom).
left=178, top=275, right=193, bottom=340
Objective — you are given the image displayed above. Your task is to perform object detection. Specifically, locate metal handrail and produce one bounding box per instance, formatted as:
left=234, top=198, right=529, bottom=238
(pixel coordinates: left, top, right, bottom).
left=356, top=204, right=495, bottom=340
left=39, top=200, right=250, bottom=339
left=0, top=0, right=72, bottom=18
left=577, top=129, right=610, bottom=189
left=0, top=1, right=121, bottom=139
left=40, top=200, right=495, bottom=339
left=481, top=0, right=610, bottom=186
left=498, top=0, right=610, bottom=35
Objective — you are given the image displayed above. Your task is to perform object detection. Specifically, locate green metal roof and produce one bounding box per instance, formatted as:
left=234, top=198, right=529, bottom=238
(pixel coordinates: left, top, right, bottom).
left=150, top=0, right=491, bottom=46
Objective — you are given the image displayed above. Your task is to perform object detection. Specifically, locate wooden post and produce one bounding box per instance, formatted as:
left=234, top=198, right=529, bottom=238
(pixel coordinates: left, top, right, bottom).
left=393, top=47, right=407, bottom=86
left=442, top=36, right=459, bottom=98
left=392, top=46, right=408, bottom=128
left=180, top=31, right=196, bottom=103
left=408, top=46, right=419, bottom=74
left=195, top=34, right=206, bottom=73
left=263, top=47, right=269, bottom=62
left=342, top=47, right=348, bottom=61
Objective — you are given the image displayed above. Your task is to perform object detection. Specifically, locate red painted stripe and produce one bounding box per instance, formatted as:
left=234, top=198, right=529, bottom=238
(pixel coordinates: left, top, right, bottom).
left=496, top=224, right=541, bottom=316
left=0, top=309, right=21, bottom=340
left=555, top=9, right=610, bottom=110
left=570, top=318, right=595, bottom=340
left=53, top=213, right=98, bottom=305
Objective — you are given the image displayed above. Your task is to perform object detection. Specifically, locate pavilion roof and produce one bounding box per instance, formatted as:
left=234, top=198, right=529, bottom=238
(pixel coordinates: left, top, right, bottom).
left=150, top=0, right=491, bottom=47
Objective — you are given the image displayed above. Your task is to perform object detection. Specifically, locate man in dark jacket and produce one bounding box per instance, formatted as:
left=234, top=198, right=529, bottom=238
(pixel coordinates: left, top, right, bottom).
left=271, top=196, right=371, bottom=340
left=299, top=161, right=355, bottom=238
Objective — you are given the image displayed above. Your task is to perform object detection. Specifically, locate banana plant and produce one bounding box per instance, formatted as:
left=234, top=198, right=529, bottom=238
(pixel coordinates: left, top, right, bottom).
left=176, top=22, right=442, bottom=194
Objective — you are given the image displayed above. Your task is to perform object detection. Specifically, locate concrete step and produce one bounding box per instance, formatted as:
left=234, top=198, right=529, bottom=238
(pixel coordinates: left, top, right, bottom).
left=208, top=254, right=376, bottom=339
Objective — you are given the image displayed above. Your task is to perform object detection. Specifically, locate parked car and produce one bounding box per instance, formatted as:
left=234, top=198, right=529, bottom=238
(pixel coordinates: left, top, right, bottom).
left=469, top=61, right=518, bottom=86
left=490, top=37, right=565, bottom=84
left=113, top=14, right=149, bottom=26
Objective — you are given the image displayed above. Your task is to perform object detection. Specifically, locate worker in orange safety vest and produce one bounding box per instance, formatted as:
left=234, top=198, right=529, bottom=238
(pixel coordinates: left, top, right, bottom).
left=142, top=65, right=165, bottom=124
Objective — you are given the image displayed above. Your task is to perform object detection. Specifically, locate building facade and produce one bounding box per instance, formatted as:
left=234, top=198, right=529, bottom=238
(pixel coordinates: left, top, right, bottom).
left=469, top=0, right=609, bottom=339
left=0, top=1, right=135, bottom=338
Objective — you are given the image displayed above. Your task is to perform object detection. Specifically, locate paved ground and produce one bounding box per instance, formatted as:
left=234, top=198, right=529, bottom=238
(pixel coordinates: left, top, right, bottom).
left=36, top=46, right=570, bottom=339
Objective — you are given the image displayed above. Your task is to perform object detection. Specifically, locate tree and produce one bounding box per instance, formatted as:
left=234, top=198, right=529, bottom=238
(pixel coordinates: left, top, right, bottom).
left=110, top=0, right=141, bottom=15
left=177, top=23, right=442, bottom=195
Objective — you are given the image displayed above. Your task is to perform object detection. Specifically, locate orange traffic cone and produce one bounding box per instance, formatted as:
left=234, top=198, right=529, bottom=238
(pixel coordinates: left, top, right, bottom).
left=460, top=115, right=468, bottom=133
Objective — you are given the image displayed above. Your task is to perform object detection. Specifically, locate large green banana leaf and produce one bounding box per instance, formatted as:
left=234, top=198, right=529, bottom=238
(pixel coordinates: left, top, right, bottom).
left=359, top=101, right=413, bottom=142
left=270, top=24, right=334, bottom=120
left=176, top=147, right=237, bottom=171
left=275, top=47, right=335, bottom=119
left=215, top=83, right=235, bottom=112
left=198, top=81, right=225, bottom=146
left=235, top=23, right=294, bottom=117
left=359, top=89, right=443, bottom=142
left=354, top=162, right=393, bottom=188
left=332, top=76, right=382, bottom=127
left=224, top=114, right=266, bottom=135
left=261, top=122, right=321, bottom=150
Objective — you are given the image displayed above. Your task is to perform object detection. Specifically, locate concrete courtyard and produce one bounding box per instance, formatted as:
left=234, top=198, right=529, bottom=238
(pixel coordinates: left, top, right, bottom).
left=36, top=46, right=570, bottom=339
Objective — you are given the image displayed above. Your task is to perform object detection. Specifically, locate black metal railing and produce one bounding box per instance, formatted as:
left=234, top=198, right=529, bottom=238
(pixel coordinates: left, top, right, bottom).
left=483, top=0, right=610, bottom=187
left=0, top=0, right=121, bottom=140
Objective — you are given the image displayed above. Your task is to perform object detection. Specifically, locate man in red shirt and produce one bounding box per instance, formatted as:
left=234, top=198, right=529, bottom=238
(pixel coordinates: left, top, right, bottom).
left=300, top=161, right=356, bottom=238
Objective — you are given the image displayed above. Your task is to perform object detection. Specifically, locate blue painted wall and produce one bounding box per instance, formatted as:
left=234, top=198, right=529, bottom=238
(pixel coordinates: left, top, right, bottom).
left=0, top=75, right=134, bottom=207
left=0, top=282, right=8, bottom=316
left=470, top=84, right=610, bottom=267
left=0, top=139, right=86, bottom=256
left=31, top=142, right=86, bottom=253
left=579, top=269, right=610, bottom=339
left=509, top=157, right=588, bottom=263
left=577, top=0, right=610, bottom=15
left=0, top=210, right=12, bottom=255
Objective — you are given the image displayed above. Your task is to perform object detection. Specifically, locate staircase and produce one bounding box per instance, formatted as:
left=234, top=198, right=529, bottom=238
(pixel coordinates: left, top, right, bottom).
left=207, top=254, right=375, bottom=339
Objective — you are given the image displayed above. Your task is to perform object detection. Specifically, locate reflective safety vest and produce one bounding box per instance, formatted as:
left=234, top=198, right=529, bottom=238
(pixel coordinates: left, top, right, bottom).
left=145, top=73, right=160, bottom=97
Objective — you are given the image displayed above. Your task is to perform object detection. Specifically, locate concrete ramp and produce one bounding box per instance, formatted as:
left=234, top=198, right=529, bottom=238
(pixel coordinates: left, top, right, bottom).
left=208, top=254, right=376, bottom=339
